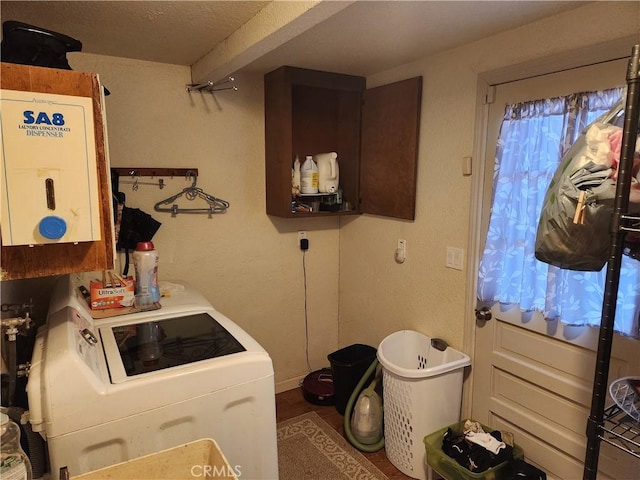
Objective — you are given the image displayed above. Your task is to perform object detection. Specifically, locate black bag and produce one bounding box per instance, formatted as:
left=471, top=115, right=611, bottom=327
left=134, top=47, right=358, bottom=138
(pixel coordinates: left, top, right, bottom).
left=504, top=459, right=547, bottom=480
left=1, top=20, right=81, bottom=70
left=534, top=99, right=640, bottom=271
left=1, top=20, right=110, bottom=95
left=111, top=170, right=161, bottom=276
left=114, top=206, right=161, bottom=276
left=116, top=206, right=161, bottom=252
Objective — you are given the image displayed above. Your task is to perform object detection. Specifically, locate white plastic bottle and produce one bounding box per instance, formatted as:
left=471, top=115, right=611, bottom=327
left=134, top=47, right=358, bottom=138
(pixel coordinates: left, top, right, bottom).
left=133, top=241, right=160, bottom=305
left=1, top=412, right=32, bottom=480
left=300, top=155, right=319, bottom=194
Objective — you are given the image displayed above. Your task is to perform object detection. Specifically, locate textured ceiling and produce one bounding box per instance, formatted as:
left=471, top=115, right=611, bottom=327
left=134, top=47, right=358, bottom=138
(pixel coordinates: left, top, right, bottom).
left=0, top=1, right=270, bottom=66
left=242, top=1, right=593, bottom=78
left=0, top=1, right=593, bottom=82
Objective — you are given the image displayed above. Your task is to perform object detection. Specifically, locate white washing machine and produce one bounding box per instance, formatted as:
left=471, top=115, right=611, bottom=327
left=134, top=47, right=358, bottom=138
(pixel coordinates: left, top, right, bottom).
left=26, top=275, right=279, bottom=479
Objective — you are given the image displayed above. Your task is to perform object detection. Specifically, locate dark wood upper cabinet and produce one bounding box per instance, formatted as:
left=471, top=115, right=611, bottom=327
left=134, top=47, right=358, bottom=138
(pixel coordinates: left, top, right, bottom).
left=264, top=66, right=422, bottom=220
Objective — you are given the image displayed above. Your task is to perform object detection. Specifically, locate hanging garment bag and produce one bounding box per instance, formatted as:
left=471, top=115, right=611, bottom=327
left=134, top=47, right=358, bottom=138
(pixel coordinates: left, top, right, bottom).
left=535, top=99, right=640, bottom=271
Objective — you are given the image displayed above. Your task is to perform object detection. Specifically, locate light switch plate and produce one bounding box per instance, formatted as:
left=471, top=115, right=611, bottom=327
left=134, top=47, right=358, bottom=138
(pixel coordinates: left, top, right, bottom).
left=446, top=247, right=464, bottom=270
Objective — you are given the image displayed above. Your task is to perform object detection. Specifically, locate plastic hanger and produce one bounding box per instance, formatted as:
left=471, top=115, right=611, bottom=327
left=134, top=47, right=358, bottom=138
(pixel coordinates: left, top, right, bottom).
left=153, top=174, right=229, bottom=218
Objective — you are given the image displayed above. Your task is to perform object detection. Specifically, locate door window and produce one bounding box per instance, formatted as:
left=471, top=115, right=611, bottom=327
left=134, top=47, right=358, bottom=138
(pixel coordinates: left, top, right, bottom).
left=477, top=86, right=639, bottom=338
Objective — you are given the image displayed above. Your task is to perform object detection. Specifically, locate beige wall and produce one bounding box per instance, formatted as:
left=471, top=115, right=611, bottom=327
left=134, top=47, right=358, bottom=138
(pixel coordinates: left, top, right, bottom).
left=66, top=55, right=341, bottom=392
left=3, top=1, right=638, bottom=393
left=337, top=1, right=639, bottom=353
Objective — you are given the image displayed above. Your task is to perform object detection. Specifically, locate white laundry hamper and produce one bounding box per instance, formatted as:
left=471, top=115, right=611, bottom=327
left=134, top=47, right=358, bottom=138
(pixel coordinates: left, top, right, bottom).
left=377, top=330, right=471, bottom=480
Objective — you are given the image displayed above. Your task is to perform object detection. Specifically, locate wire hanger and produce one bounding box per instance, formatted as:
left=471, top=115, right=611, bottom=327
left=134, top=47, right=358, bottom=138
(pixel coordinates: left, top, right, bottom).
left=153, top=173, right=229, bottom=218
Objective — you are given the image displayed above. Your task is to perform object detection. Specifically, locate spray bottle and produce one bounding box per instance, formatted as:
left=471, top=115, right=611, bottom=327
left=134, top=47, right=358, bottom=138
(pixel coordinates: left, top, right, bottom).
left=133, top=241, right=160, bottom=306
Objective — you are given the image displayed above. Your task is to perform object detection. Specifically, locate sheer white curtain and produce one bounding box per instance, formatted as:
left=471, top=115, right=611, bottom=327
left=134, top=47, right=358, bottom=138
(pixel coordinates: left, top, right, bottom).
left=477, top=87, right=639, bottom=338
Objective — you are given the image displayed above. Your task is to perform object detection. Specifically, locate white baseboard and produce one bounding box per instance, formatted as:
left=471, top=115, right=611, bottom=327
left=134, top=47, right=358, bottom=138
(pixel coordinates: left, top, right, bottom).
left=275, top=374, right=306, bottom=394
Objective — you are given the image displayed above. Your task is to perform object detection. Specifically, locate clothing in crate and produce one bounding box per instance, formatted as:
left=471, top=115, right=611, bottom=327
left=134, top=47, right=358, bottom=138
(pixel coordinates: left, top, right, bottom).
left=441, top=420, right=513, bottom=473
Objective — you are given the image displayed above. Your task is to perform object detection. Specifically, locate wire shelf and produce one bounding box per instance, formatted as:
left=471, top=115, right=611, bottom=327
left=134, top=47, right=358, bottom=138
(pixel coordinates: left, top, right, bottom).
left=599, top=404, right=640, bottom=459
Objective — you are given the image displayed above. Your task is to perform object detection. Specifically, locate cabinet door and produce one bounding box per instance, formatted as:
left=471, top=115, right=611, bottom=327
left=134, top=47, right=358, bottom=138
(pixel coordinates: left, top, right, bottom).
left=360, top=77, right=422, bottom=221
left=0, top=63, right=115, bottom=279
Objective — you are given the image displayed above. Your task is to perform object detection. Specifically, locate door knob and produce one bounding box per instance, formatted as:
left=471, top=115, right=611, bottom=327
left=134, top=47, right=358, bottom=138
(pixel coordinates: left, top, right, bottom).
left=475, top=307, right=492, bottom=321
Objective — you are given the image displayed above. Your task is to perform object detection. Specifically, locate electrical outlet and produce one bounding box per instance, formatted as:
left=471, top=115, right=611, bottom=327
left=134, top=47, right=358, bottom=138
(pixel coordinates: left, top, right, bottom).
left=298, top=231, right=309, bottom=250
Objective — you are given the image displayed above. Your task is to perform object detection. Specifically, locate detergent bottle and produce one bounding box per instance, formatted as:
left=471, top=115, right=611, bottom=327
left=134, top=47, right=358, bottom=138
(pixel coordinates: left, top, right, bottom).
left=292, top=155, right=301, bottom=194
left=133, top=241, right=160, bottom=306
left=300, top=155, right=319, bottom=194
left=315, top=152, right=339, bottom=193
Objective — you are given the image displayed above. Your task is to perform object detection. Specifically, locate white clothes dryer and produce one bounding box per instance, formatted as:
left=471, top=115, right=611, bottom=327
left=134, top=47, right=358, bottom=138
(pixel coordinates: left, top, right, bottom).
left=26, top=275, right=278, bottom=479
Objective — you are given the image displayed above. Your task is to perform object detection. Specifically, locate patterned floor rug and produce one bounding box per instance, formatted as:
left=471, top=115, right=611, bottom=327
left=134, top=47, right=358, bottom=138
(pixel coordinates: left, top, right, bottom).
left=277, top=411, right=389, bottom=480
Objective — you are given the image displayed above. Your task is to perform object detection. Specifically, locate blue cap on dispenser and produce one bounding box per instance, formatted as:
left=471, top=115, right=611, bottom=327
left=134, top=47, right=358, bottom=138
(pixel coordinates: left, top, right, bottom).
left=39, top=216, right=67, bottom=239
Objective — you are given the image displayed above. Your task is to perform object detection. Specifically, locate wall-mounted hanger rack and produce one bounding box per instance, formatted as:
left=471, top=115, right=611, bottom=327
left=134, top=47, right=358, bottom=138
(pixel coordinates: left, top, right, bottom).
left=153, top=173, right=229, bottom=218
left=112, top=168, right=199, bottom=178
left=112, top=168, right=199, bottom=190
left=186, top=76, right=237, bottom=93
left=120, top=176, right=165, bottom=190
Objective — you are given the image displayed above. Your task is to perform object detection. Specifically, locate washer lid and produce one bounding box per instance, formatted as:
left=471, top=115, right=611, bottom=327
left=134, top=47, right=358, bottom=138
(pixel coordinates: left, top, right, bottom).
left=100, top=311, right=245, bottom=383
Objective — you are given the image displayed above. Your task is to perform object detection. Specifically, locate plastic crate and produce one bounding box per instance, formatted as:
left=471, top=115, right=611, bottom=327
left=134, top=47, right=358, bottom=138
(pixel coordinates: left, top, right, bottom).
left=71, top=439, right=238, bottom=479
left=377, top=331, right=471, bottom=480
left=423, top=421, right=524, bottom=480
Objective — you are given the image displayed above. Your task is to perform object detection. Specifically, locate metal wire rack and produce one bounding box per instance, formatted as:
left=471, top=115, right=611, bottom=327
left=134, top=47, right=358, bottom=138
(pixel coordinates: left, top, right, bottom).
left=599, top=404, right=640, bottom=459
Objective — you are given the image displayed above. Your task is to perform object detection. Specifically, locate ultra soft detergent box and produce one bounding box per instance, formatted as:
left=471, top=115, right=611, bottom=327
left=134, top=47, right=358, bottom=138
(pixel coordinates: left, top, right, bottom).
left=89, top=275, right=135, bottom=310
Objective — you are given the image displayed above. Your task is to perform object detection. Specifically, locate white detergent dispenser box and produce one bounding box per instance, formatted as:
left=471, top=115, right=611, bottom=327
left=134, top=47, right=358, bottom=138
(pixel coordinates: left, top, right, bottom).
left=0, top=89, right=102, bottom=246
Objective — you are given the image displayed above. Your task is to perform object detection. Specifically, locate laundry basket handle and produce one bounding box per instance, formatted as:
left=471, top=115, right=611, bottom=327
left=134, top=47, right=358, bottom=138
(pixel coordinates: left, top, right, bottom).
left=431, top=338, right=448, bottom=351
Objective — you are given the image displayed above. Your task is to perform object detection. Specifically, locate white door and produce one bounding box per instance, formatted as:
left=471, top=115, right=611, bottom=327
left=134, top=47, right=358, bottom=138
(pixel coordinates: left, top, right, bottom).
left=471, top=58, right=640, bottom=480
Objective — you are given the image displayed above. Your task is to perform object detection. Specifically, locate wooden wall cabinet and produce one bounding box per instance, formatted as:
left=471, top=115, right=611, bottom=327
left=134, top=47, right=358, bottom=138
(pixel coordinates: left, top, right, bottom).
left=1, top=63, right=115, bottom=280
left=264, top=66, right=422, bottom=220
